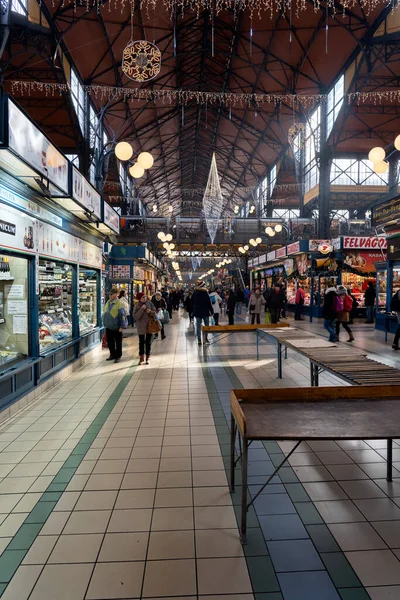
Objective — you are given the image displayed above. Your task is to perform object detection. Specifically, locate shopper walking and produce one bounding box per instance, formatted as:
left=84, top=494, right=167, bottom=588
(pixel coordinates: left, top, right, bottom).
left=192, top=280, right=214, bottom=345
left=294, top=285, right=305, bottom=321
left=184, top=289, right=194, bottom=323
left=268, top=284, right=285, bottom=324
left=248, top=287, right=266, bottom=325
left=390, top=289, right=400, bottom=350
left=364, top=281, right=376, bottom=323
left=133, top=292, right=156, bottom=365
left=235, top=288, right=244, bottom=315
left=244, top=286, right=250, bottom=308
left=209, top=289, right=222, bottom=325
left=335, top=285, right=355, bottom=342
left=348, top=289, right=359, bottom=325
left=323, top=286, right=338, bottom=342
left=103, top=287, right=125, bottom=363
left=151, top=291, right=167, bottom=340
left=226, top=290, right=236, bottom=325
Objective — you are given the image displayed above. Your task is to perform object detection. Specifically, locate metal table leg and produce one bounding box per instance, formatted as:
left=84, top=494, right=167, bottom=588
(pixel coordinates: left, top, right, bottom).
left=256, top=330, right=259, bottom=361
left=230, top=416, right=236, bottom=492
left=314, top=364, right=319, bottom=387
left=277, top=341, right=282, bottom=379
left=387, top=438, right=393, bottom=482
left=240, top=437, right=248, bottom=543
left=310, top=362, right=315, bottom=386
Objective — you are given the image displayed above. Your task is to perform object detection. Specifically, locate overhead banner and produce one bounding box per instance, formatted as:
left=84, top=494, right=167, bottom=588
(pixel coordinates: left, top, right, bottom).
left=104, top=202, right=120, bottom=234
left=72, top=167, right=101, bottom=219
left=343, top=250, right=383, bottom=273
left=342, top=236, right=387, bottom=250
left=372, top=197, right=400, bottom=228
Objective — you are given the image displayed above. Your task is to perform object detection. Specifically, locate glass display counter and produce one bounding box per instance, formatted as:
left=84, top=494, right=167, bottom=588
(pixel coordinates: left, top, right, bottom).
left=38, top=260, right=73, bottom=351
left=79, top=269, right=98, bottom=334
left=0, top=254, right=29, bottom=368
left=377, top=269, right=387, bottom=313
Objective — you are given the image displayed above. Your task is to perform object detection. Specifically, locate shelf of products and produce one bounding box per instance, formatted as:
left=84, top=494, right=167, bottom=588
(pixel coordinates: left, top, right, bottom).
left=38, top=260, right=73, bottom=350
left=341, top=273, right=376, bottom=309
left=79, top=269, right=98, bottom=334
left=0, top=255, right=29, bottom=367
left=377, top=270, right=387, bottom=312
left=286, top=279, right=311, bottom=306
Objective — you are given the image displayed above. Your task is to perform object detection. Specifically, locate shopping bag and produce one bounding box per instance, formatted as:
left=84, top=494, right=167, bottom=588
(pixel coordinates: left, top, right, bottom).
left=265, top=311, right=271, bottom=324
left=157, top=308, right=164, bottom=322
left=162, top=309, right=170, bottom=324
left=245, top=314, right=250, bottom=324
left=147, top=316, right=162, bottom=334
left=101, top=332, right=108, bottom=349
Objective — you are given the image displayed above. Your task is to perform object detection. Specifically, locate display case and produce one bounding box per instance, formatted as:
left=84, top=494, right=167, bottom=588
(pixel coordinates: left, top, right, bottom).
left=38, top=260, right=73, bottom=350
left=0, top=254, right=29, bottom=368
left=377, top=269, right=387, bottom=313
left=79, top=269, right=98, bottom=334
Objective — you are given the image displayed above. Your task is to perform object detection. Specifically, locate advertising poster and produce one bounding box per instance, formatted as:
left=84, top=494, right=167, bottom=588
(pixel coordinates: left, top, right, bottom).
left=72, top=167, right=101, bottom=219
left=104, top=203, right=120, bottom=234
left=0, top=203, right=36, bottom=254
left=343, top=250, right=382, bottom=273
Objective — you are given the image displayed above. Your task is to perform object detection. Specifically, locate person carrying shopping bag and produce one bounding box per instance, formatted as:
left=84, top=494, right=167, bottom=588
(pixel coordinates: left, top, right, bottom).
left=103, top=287, right=126, bottom=363
left=248, top=287, right=266, bottom=325
left=133, top=292, right=157, bottom=365
left=151, top=291, right=167, bottom=340
left=335, top=285, right=355, bottom=342
left=192, top=280, right=214, bottom=345
left=209, top=289, right=222, bottom=325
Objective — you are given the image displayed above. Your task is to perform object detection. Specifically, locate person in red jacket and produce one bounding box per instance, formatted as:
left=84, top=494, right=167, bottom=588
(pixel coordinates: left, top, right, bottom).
left=295, top=285, right=305, bottom=321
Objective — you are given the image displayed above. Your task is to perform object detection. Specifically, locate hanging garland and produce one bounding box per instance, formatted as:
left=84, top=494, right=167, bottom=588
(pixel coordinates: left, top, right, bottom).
left=8, top=80, right=400, bottom=109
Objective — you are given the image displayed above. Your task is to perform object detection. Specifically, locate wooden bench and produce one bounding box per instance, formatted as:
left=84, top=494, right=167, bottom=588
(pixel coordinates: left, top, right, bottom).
left=201, top=322, right=289, bottom=347
left=230, top=385, right=400, bottom=542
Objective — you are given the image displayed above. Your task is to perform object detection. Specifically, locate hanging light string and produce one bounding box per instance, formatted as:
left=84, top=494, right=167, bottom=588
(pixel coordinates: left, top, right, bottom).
left=8, top=80, right=400, bottom=108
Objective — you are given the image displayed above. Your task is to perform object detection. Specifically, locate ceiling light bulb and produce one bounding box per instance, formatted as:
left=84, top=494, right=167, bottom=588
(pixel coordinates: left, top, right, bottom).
left=115, top=141, right=133, bottom=161
left=137, top=151, right=154, bottom=170
left=163, top=242, right=169, bottom=249
left=153, top=204, right=157, bottom=212
left=395, top=135, right=400, bottom=151
left=244, top=245, right=249, bottom=251
left=168, top=205, right=173, bottom=212
left=249, top=239, right=255, bottom=245
left=165, top=234, right=173, bottom=241
left=256, top=237, right=262, bottom=244
left=368, top=146, right=385, bottom=164
left=157, top=232, right=165, bottom=241
left=129, top=163, right=145, bottom=178
left=265, top=227, right=273, bottom=236
left=169, top=243, right=175, bottom=250
left=374, top=160, right=389, bottom=174
left=274, top=224, right=283, bottom=233
left=269, top=230, right=276, bottom=237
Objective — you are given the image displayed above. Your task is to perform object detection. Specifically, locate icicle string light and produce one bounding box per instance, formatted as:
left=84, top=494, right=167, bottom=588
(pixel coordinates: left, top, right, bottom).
left=9, top=80, right=400, bottom=108
left=202, top=153, right=224, bottom=244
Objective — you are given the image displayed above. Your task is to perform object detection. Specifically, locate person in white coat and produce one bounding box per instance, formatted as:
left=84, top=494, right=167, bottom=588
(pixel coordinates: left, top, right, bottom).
left=209, top=289, right=222, bottom=325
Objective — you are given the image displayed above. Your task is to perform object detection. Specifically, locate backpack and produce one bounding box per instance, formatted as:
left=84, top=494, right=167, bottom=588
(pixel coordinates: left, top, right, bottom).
left=390, top=291, right=400, bottom=312
left=343, top=294, right=353, bottom=312
left=210, top=295, right=216, bottom=304
left=334, top=295, right=344, bottom=312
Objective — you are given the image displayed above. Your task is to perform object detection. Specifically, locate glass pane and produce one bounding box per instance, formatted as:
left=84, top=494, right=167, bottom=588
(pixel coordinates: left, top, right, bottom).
left=79, top=269, right=98, bottom=333
left=38, top=260, right=73, bottom=352
left=378, top=270, right=387, bottom=312
left=0, top=254, right=29, bottom=367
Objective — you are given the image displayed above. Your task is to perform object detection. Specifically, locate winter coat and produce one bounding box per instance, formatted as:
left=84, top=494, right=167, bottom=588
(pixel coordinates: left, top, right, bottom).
left=235, top=289, right=245, bottom=303
left=209, top=292, right=222, bottom=314
left=226, top=294, right=236, bottom=313
left=322, top=287, right=337, bottom=321
left=103, top=298, right=125, bottom=331
left=337, top=293, right=353, bottom=323
left=184, top=294, right=193, bottom=313
left=152, top=296, right=167, bottom=311
left=295, top=288, right=305, bottom=305
left=249, top=293, right=266, bottom=315
left=268, top=288, right=285, bottom=310
left=364, top=286, right=376, bottom=307
left=133, top=300, right=156, bottom=335
left=119, top=296, right=130, bottom=316
left=192, top=287, right=214, bottom=318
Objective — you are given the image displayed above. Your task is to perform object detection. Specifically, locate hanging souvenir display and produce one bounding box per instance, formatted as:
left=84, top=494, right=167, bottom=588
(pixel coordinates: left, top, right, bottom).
left=122, top=40, right=161, bottom=83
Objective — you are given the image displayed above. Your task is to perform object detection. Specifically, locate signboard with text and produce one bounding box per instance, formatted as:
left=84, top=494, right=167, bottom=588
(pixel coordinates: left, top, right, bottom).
left=287, top=242, right=300, bottom=255
left=342, top=236, right=387, bottom=250
left=72, top=167, right=101, bottom=219
left=276, top=246, right=287, bottom=258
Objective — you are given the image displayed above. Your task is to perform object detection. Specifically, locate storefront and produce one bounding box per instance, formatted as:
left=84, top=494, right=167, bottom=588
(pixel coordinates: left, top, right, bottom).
left=0, top=94, right=119, bottom=410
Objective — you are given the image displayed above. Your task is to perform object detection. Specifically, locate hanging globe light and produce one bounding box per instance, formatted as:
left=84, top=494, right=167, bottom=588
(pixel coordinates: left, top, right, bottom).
left=115, top=141, right=133, bottom=161
left=244, top=245, right=249, bottom=251
left=368, top=147, right=385, bottom=164
left=395, top=135, right=400, bottom=151
left=168, top=205, right=173, bottom=212
left=265, top=227, right=274, bottom=236
left=274, top=224, right=283, bottom=233
left=165, top=233, right=173, bottom=242
left=157, top=232, right=166, bottom=241
left=256, top=237, right=262, bottom=244
left=129, top=163, right=145, bottom=178
left=374, top=161, right=389, bottom=174
left=269, top=230, right=276, bottom=237
left=137, top=152, right=154, bottom=170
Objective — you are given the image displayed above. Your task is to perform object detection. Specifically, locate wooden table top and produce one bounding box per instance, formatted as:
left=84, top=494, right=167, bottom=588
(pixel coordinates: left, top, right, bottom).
left=231, top=386, right=400, bottom=441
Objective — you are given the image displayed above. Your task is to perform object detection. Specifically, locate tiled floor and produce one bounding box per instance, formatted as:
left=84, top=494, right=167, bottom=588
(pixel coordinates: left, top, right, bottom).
left=0, top=312, right=398, bottom=599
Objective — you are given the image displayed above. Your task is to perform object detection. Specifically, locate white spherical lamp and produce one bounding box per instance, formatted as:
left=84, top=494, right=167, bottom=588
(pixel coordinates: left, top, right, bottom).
left=395, top=135, right=400, bottom=151
left=274, top=224, right=283, bottom=233
left=165, top=233, right=173, bottom=242
left=256, top=237, right=262, bottom=244
left=244, top=245, right=249, bottom=251
left=168, top=205, right=173, bottom=212
left=265, top=227, right=273, bottom=236
left=374, top=160, right=389, bottom=174
left=129, top=163, right=145, bottom=179
left=115, top=141, right=133, bottom=161
left=368, top=146, right=385, bottom=164
left=137, top=152, right=154, bottom=170
left=269, top=230, right=276, bottom=237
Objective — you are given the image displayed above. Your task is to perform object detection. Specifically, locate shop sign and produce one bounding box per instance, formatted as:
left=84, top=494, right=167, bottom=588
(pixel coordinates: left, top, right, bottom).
left=276, top=246, right=287, bottom=258
left=0, top=202, right=102, bottom=268
left=287, top=242, right=300, bottom=255
left=72, top=167, right=101, bottom=219
left=267, top=250, right=276, bottom=261
left=104, top=202, right=120, bottom=234
left=295, top=253, right=309, bottom=275
left=372, top=196, right=400, bottom=228
left=309, top=239, right=331, bottom=252
left=258, top=254, right=266, bottom=265
left=134, top=266, right=145, bottom=280
left=111, top=265, right=131, bottom=279
left=284, top=258, right=294, bottom=276
left=343, top=236, right=387, bottom=250
left=0, top=184, right=63, bottom=227
left=332, top=237, right=341, bottom=251
left=8, top=100, right=69, bottom=194
left=343, top=250, right=383, bottom=272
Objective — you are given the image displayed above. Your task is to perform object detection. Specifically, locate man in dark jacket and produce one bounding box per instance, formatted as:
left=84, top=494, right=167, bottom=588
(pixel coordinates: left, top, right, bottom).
left=226, top=290, right=236, bottom=325
left=268, top=284, right=285, bottom=324
left=235, top=288, right=244, bottom=315
left=192, top=280, right=214, bottom=345
left=364, top=281, right=375, bottom=323
left=323, top=286, right=337, bottom=342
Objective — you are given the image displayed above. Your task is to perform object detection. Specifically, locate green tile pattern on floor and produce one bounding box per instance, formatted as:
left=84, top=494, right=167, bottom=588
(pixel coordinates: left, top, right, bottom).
left=202, top=357, right=372, bottom=600
left=0, top=363, right=137, bottom=595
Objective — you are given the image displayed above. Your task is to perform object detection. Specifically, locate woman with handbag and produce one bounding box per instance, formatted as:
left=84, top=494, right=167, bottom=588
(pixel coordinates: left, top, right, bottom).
left=151, top=291, right=167, bottom=340
left=133, top=292, right=158, bottom=365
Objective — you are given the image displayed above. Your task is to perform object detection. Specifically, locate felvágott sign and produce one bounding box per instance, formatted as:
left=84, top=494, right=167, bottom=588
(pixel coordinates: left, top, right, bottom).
left=343, top=236, right=387, bottom=250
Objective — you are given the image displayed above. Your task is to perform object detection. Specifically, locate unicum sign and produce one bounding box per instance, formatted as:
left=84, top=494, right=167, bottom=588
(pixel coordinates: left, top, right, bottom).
left=0, top=220, right=16, bottom=236
left=343, top=236, right=387, bottom=250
